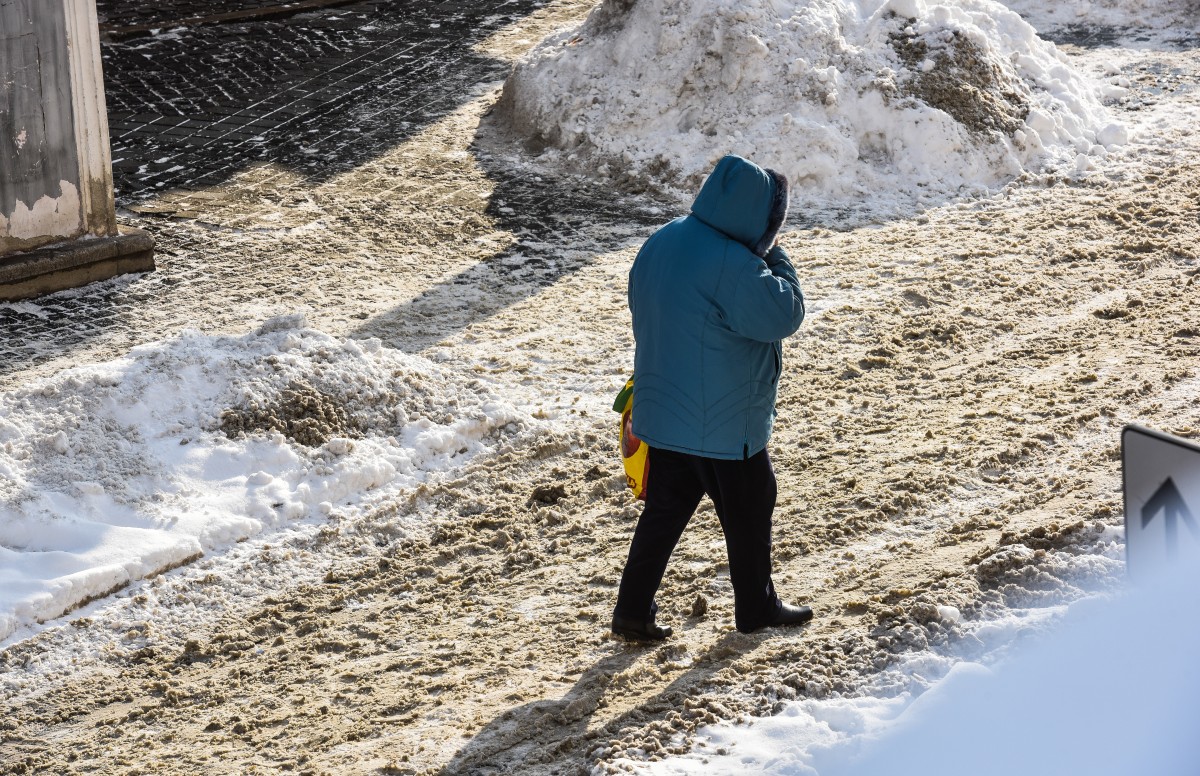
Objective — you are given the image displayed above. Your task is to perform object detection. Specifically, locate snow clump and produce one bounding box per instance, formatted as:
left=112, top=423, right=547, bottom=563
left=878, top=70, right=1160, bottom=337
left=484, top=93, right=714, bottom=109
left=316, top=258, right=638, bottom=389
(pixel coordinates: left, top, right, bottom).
left=0, top=316, right=525, bottom=643
left=497, top=0, right=1126, bottom=214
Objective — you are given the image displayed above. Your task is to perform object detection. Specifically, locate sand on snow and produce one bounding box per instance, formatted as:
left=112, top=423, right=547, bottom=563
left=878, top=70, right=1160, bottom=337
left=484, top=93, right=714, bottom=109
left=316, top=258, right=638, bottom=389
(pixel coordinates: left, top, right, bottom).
left=2, top=1, right=1200, bottom=774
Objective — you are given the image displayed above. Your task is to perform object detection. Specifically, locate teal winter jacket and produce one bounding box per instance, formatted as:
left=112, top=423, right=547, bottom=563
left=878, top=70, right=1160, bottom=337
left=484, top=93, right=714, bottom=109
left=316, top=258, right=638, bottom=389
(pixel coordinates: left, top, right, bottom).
left=629, top=155, right=805, bottom=460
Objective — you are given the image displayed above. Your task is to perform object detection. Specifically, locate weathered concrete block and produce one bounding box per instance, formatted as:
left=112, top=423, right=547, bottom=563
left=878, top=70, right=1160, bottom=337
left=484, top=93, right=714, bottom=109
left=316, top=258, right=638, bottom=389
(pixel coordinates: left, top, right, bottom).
left=0, top=227, right=154, bottom=300
left=1, top=0, right=146, bottom=297
left=1, top=0, right=85, bottom=253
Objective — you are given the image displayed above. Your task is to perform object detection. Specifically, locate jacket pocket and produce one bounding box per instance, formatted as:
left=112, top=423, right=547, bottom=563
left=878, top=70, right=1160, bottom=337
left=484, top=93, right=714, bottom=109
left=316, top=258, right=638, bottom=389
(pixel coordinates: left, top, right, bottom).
left=772, top=341, right=782, bottom=385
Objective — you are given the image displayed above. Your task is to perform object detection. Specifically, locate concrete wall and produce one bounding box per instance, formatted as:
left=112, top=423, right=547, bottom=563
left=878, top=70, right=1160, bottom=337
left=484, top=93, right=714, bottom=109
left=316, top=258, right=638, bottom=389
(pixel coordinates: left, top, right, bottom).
left=0, top=0, right=148, bottom=300
left=1, top=0, right=116, bottom=255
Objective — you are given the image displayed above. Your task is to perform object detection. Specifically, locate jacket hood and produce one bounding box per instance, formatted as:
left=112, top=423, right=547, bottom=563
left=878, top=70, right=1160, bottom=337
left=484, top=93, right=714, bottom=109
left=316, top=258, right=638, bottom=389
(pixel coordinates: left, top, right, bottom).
left=690, top=155, right=789, bottom=257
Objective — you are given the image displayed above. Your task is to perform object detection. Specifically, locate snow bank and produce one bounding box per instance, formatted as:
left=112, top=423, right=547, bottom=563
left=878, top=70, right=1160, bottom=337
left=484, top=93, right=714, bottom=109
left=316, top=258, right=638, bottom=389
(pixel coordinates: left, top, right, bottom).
left=497, top=0, right=1125, bottom=214
left=638, top=564, right=1200, bottom=776
left=0, top=316, right=525, bottom=642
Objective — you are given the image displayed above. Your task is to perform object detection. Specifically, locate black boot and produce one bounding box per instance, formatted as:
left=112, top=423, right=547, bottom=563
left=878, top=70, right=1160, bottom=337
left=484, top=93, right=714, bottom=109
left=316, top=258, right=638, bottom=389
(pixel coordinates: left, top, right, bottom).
left=771, top=603, right=813, bottom=627
left=611, top=614, right=673, bottom=641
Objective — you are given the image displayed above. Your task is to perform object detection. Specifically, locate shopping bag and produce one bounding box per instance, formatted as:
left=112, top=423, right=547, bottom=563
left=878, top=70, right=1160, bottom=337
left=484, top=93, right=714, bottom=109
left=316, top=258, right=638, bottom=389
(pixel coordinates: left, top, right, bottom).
left=613, top=378, right=649, bottom=500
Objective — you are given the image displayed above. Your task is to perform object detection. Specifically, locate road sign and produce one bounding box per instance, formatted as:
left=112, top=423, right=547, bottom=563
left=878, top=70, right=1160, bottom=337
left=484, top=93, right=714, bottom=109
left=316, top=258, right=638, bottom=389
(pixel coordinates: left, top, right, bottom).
left=1123, top=425, right=1200, bottom=581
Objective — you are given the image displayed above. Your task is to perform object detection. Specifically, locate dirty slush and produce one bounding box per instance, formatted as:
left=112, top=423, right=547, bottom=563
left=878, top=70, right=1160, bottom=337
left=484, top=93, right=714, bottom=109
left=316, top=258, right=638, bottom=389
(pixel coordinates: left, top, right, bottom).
left=4, top=1, right=1200, bottom=775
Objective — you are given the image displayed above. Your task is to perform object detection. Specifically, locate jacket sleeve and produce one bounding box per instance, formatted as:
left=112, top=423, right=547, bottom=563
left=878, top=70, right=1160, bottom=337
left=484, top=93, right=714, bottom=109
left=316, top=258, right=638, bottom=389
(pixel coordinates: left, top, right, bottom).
left=724, top=245, right=806, bottom=342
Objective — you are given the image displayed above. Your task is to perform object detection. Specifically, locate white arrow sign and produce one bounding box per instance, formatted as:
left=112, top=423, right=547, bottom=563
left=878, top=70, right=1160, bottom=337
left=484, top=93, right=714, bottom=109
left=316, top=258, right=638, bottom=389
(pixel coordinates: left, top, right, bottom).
left=1123, top=425, right=1200, bottom=582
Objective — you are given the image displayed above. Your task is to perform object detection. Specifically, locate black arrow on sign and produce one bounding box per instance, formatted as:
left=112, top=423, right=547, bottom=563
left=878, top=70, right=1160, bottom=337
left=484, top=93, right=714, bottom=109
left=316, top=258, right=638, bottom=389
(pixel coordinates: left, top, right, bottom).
left=1142, top=478, right=1200, bottom=559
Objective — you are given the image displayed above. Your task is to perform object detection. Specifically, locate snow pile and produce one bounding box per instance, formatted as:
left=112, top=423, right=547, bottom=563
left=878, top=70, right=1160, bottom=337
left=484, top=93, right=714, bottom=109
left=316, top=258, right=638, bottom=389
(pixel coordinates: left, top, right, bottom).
left=637, top=564, right=1200, bottom=776
left=0, top=316, right=525, bottom=642
left=497, top=0, right=1126, bottom=213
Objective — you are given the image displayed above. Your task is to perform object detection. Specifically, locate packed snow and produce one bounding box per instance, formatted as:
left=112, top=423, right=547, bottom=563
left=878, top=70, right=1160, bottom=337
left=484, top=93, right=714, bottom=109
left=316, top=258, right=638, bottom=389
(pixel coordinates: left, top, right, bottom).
left=634, top=562, right=1200, bottom=775
left=1005, top=0, right=1200, bottom=37
left=4, top=0, right=1200, bottom=772
left=0, top=315, right=525, bottom=643
left=497, top=0, right=1127, bottom=216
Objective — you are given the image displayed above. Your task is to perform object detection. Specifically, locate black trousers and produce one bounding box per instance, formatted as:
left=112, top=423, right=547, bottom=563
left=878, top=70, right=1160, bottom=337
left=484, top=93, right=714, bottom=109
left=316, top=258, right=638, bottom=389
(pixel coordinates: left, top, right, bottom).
left=614, top=445, right=782, bottom=634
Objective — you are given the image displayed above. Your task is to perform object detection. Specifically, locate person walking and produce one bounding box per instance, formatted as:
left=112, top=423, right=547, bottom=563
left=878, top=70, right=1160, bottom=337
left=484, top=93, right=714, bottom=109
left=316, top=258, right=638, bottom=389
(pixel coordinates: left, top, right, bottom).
left=612, top=154, right=812, bottom=641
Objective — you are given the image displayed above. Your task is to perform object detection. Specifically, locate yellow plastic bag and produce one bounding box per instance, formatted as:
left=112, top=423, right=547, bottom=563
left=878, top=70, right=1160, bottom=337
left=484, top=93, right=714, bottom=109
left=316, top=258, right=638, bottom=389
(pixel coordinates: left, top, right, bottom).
left=613, top=378, right=649, bottom=500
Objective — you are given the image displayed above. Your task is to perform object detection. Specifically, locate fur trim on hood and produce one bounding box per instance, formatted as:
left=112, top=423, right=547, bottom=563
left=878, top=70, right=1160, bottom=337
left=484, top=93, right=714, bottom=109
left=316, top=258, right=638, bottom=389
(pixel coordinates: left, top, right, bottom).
left=753, top=169, right=790, bottom=258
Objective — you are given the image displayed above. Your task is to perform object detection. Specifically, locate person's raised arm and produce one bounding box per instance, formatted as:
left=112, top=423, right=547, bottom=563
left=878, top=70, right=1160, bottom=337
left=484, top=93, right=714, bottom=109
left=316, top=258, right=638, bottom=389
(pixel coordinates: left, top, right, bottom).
left=725, top=244, right=805, bottom=343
